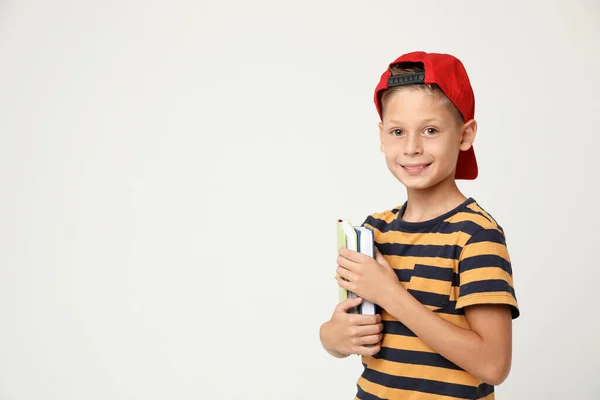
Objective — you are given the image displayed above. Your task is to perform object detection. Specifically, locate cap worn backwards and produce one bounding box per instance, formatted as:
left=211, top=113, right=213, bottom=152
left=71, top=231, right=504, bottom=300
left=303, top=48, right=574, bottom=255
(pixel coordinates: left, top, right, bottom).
left=374, top=51, right=478, bottom=180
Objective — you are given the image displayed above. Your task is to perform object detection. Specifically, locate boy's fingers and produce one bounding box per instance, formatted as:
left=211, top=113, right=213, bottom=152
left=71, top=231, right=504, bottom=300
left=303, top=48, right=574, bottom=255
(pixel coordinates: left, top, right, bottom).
left=357, top=344, right=381, bottom=357
left=336, top=275, right=354, bottom=292
left=354, top=324, right=383, bottom=337
left=350, top=313, right=382, bottom=326
left=358, top=322, right=383, bottom=336
left=335, top=296, right=362, bottom=313
left=356, top=334, right=383, bottom=345
left=336, top=265, right=352, bottom=280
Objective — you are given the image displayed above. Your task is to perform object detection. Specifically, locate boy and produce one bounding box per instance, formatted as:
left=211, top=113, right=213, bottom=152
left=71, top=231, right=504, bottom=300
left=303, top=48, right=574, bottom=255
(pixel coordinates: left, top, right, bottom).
left=319, top=51, right=520, bottom=400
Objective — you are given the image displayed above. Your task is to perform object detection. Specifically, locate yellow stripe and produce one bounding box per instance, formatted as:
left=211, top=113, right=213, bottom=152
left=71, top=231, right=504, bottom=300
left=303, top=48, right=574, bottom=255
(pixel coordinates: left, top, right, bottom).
left=367, top=210, right=398, bottom=224
left=381, top=309, right=402, bottom=320
left=460, top=267, right=514, bottom=287
left=387, top=255, right=455, bottom=271
left=450, top=285, right=460, bottom=302
left=448, top=211, right=494, bottom=228
left=461, top=242, right=510, bottom=261
left=372, top=227, right=470, bottom=247
left=409, top=276, right=452, bottom=295
left=380, top=310, right=471, bottom=329
left=438, top=313, right=471, bottom=329
left=358, top=376, right=467, bottom=400
left=456, top=292, right=518, bottom=310
left=467, top=203, right=498, bottom=226
left=363, top=356, right=481, bottom=387
left=381, top=334, right=435, bottom=353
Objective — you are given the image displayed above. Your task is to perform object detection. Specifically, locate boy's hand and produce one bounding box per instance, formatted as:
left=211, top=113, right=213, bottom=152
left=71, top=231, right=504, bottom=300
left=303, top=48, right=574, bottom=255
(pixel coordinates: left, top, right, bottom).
left=320, top=297, right=383, bottom=357
left=336, top=247, right=402, bottom=308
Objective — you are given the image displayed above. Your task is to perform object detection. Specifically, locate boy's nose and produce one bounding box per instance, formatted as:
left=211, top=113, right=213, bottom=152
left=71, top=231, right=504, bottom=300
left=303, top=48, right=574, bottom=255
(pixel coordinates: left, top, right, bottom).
left=404, top=133, right=423, bottom=155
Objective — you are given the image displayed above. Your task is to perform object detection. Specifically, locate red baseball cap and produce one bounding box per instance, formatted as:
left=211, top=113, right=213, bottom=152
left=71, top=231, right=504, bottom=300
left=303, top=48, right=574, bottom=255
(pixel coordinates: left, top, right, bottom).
left=374, top=51, right=478, bottom=180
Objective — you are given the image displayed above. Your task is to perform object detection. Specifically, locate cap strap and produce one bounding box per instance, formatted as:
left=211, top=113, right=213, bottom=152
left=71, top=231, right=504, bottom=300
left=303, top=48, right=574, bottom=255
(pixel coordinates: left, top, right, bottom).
left=387, top=72, right=425, bottom=87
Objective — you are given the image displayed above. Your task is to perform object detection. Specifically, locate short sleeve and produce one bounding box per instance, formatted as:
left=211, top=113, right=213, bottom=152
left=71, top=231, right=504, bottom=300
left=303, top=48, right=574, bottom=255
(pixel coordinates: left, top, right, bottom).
left=456, top=228, right=520, bottom=319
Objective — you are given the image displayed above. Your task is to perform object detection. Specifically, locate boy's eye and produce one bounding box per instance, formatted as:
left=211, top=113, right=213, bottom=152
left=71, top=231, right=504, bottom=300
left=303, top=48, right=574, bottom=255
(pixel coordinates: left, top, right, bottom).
left=424, top=128, right=438, bottom=135
left=391, top=129, right=404, bottom=136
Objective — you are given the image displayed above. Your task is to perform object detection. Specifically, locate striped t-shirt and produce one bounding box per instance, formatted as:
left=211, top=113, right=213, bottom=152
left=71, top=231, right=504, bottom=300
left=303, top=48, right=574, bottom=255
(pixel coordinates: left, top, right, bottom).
left=356, top=197, right=519, bottom=400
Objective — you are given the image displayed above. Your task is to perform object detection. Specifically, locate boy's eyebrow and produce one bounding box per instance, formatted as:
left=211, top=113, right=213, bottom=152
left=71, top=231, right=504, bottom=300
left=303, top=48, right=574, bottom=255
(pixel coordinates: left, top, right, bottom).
left=385, top=117, right=442, bottom=125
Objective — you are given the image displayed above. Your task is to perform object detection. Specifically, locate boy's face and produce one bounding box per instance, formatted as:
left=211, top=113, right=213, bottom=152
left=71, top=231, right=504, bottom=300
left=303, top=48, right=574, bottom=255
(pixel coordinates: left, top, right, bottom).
left=378, top=88, right=477, bottom=191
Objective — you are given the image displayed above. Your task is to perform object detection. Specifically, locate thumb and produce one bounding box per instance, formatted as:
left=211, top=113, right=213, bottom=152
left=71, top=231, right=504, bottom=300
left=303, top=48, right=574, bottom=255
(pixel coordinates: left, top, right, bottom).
left=336, top=296, right=362, bottom=312
left=374, top=247, right=390, bottom=267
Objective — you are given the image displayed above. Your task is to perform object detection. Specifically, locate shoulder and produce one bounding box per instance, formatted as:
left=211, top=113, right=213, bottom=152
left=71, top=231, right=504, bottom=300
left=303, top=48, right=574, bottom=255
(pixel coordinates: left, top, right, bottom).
left=360, top=206, right=402, bottom=229
left=457, top=200, right=510, bottom=258
left=450, top=198, right=505, bottom=235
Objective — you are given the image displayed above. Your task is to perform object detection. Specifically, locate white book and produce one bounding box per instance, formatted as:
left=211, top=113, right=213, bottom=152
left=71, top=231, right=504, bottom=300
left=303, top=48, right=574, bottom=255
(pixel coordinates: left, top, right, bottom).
left=354, top=226, right=376, bottom=315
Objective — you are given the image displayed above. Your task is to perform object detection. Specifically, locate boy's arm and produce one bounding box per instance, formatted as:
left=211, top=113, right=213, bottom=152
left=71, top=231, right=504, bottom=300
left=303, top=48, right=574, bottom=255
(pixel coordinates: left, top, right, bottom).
left=336, top=226, right=518, bottom=385
left=377, top=227, right=518, bottom=385
left=381, top=289, right=513, bottom=386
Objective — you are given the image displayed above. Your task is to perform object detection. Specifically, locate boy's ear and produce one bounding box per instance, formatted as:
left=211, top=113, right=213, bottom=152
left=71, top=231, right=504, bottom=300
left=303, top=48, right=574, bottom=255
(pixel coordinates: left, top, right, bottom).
left=378, top=122, right=385, bottom=152
left=459, top=119, right=478, bottom=151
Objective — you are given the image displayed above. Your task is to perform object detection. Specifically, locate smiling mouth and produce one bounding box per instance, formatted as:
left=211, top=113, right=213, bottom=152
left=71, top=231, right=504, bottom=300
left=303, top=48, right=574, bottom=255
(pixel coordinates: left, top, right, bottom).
left=401, top=163, right=432, bottom=174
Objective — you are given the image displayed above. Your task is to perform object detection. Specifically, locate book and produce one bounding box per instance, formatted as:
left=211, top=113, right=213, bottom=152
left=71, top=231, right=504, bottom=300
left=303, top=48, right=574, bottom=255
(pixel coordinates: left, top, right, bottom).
left=337, top=219, right=358, bottom=313
left=354, top=225, right=376, bottom=315
left=336, top=219, right=376, bottom=315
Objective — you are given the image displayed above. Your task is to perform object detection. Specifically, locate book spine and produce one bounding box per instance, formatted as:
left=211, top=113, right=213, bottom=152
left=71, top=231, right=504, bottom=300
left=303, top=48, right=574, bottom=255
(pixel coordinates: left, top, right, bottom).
left=356, top=227, right=376, bottom=315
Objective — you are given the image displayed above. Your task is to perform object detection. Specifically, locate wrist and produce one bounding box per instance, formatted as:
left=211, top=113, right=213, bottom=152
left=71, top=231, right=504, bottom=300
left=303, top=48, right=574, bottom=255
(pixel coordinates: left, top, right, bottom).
left=379, top=280, right=409, bottom=312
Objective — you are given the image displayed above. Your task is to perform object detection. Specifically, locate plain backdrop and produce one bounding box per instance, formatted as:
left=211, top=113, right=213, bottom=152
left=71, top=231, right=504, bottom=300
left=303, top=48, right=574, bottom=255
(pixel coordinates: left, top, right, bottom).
left=1, top=1, right=599, bottom=399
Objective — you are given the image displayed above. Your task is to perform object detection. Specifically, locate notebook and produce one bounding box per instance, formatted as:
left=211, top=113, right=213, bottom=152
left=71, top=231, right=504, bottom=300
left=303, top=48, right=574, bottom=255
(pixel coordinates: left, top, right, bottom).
left=336, top=219, right=376, bottom=315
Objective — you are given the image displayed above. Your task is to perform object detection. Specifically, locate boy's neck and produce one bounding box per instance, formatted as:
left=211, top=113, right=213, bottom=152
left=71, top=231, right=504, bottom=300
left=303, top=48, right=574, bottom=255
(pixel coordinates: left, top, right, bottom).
left=402, top=177, right=468, bottom=223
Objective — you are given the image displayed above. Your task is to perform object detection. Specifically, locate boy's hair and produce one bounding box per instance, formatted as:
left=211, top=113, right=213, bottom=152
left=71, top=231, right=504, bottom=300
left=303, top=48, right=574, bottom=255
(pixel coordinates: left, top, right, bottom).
left=380, top=62, right=464, bottom=125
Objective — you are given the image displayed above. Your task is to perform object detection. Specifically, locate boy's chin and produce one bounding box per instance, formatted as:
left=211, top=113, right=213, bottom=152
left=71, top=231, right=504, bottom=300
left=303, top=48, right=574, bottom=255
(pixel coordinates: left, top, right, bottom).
left=400, top=179, right=437, bottom=191
left=393, top=170, right=450, bottom=191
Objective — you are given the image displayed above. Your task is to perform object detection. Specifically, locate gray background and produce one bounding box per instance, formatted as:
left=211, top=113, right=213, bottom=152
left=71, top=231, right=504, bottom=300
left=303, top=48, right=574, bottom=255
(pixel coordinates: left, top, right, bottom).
left=1, top=0, right=599, bottom=399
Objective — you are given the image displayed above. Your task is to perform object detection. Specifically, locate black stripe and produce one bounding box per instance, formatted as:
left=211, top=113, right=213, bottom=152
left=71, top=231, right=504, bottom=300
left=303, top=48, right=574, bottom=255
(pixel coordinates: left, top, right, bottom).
left=436, top=302, right=465, bottom=315
left=378, top=242, right=462, bottom=260
left=356, top=384, right=387, bottom=400
left=453, top=272, right=460, bottom=287
left=364, top=217, right=484, bottom=236
left=384, top=302, right=465, bottom=319
left=472, top=205, right=501, bottom=228
left=466, top=229, right=506, bottom=245
left=461, top=207, right=493, bottom=224
left=453, top=296, right=519, bottom=319
left=362, top=213, right=400, bottom=230
left=373, top=347, right=462, bottom=370
left=394, top=269, right=412, bottom=282
left=475, top=383, right=495, bottom=398
left=362, top=368, right=477, bottom=399
left=393, top=269, right=460, bottom=286
left=460, top=279, right=516, bottom=299
left=437, top=220, right=485, bottom=235
left=408, top=289, right=450, bottom=308
left=413, top=264, right=454, bottom=281
left=383, top=320, right=416, bottom=337
left=459, top=254, right=512, bottom=274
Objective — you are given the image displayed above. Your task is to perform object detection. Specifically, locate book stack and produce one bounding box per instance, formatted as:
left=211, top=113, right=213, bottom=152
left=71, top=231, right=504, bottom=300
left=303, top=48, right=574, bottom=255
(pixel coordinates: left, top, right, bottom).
left=336, top=219, right=376, bottom=315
